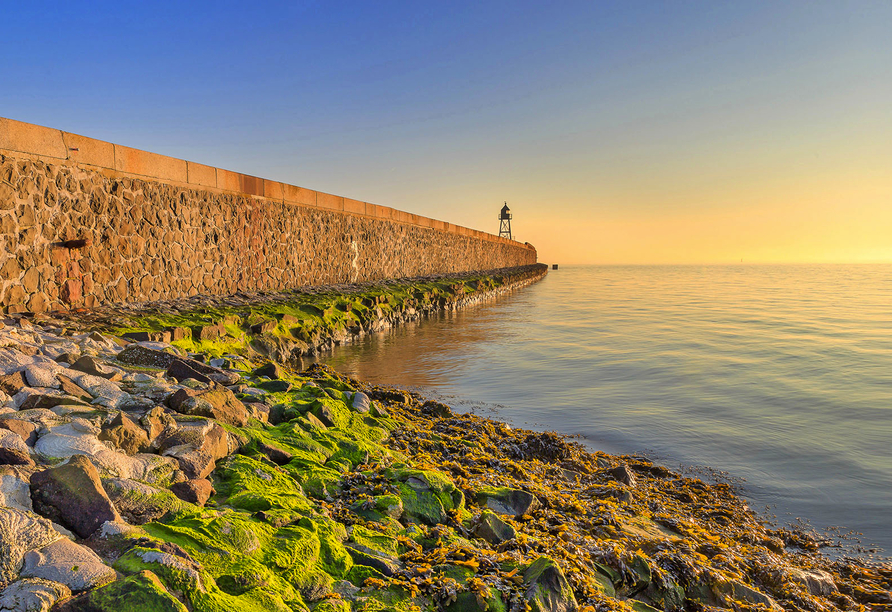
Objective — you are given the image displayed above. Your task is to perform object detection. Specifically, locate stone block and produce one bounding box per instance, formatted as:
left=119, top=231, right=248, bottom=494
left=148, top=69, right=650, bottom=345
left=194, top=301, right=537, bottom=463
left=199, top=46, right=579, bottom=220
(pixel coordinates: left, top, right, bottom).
left=114, top=145, right=187, bottom=183
left=0, top=117, right=67, bottom=159
left=263, top=180, right=284, bottom=200
left=283, top=184, right=316, bottom=206
left=62, top=132, right=115, bottom=168
left=343, top=198, right=366, bottom=216
left=316, top=191, right=344, bottom=211
left=186, top=161, right=216, bottom=187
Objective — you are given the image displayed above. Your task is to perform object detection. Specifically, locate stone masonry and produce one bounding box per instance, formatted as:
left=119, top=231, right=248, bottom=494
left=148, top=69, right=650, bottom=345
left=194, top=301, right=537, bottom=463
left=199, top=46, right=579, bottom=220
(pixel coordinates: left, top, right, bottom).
left=0, top=152, right=536, bottom=313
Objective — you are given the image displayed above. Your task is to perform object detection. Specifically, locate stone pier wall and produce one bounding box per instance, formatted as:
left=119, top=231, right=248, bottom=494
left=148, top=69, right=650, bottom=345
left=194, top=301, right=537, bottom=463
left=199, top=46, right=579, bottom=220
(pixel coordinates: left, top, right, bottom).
left=0, top=118, right=537, bottom=313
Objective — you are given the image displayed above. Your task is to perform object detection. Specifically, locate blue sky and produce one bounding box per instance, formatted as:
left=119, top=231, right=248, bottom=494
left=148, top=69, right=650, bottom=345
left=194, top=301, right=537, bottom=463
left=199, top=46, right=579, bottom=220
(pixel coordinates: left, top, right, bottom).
left=3, top=2, right=891, bottom=263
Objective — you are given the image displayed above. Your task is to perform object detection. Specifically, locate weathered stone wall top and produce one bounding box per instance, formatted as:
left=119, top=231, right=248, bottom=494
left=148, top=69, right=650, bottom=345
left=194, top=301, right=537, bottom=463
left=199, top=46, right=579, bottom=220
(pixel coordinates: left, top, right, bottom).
left=0, top=118, right=537, bottom=313
left=0, top=117, right=530, bottom=249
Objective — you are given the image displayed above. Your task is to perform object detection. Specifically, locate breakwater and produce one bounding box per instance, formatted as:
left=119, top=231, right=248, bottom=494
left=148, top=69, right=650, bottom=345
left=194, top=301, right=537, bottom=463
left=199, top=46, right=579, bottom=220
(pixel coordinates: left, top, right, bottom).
left=0, top=117, right=536, bottom=314
left=0, top=289, right=888, bottom=611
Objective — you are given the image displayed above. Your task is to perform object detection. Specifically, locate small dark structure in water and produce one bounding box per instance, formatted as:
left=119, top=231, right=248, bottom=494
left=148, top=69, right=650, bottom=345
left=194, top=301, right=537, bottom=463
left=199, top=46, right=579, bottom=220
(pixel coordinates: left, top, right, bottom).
left=552, top=264, right=558, bottom=270
left=499, top=202, right=512, bottom=240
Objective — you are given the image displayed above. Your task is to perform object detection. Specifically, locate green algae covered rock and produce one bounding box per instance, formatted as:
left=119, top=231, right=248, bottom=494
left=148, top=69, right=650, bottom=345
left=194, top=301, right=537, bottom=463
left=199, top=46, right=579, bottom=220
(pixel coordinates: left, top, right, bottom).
left=67, top=570, right=188, bottom=612
left=390, top=468, right=464, bottom=525
left=523, top=557, right=578, bottom=612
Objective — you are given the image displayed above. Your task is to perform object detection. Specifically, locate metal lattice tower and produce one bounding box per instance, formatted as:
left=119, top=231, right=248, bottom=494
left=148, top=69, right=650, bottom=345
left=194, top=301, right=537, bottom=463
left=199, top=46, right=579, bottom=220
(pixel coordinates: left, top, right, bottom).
left=498, top=202, right=512, bottom=240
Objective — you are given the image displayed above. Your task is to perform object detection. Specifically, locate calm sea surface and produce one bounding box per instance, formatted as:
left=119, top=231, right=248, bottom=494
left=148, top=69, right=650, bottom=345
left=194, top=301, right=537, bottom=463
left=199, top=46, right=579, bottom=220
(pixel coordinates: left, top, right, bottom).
left=315, top=265, right=892, bottom=555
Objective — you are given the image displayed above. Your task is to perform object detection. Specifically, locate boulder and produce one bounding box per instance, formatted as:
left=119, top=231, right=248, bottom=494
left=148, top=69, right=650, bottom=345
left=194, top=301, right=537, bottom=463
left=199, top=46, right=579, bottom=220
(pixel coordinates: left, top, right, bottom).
left=0, top=418, right=37, bottom=446
left=608, top=465, right=637, bottom=487
left=344, top=543, right=401, bottom=577
left=256, top=442, right=293, bottom=465
left=0, top=507, right=63, bottom=586
left=167, top=383, right=250, bottom=427
left=33, top=423, right=106, bottom=459
left=165, top=448, right=215, bottom=480
left=473, top=510, right=517, bottom=544
left=141, top=406, right=178, bottom=444
left=789, top=568, right=836, bottom=597
left=98, top=412, right=150, bottom=455
left=0, top=467, right=35, bottom=512
left=19, top=538, right=116, bottom=592
left=170, top=479, right=214, bottom=506
left=0, top=430, right=29, bottom=455
left=253, top=362, right=283, bottom=379
left=0, top=578, right=71, bottom=612
left=29, top=455, right=122, bottom=538
left=475, top=486, right=540, bottom=518
left=56, top=570, right=187, bottom=612
left=257, top=379, right=292, bottom=393
left=0, top=371, right=27, bottom=395
left=22, top=365, right=59, bottom=389
left=117, top=345, right=238, bottom=385
left=524, top=557, right=578, bottom=612
left=102, top=477, right=188, bottom=524
left=165, top=359, right=211, bottom=384
left=55, top=375, right=93, bottom=402
left=0, top=448, right=33, bottom=467
left=352, top=392, right=371, bottom=413
left=68, top=356, right=123, bottom=381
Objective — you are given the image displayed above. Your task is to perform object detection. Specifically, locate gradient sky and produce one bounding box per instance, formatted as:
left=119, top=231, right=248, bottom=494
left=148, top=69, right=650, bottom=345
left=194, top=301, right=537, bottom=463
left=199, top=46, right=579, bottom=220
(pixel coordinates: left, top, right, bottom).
left=2, top=1, right=890, bottom=264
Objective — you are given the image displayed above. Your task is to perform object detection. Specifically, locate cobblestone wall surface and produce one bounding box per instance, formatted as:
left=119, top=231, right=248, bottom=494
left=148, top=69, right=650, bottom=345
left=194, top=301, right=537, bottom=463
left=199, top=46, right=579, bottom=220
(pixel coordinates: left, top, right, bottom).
left=0, top=153, right=537, bottom=313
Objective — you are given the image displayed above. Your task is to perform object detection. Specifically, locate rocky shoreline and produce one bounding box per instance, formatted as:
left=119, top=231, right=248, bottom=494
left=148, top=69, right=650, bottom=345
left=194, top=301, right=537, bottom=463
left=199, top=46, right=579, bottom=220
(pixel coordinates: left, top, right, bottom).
left=0, top=273, right=889, bottom=612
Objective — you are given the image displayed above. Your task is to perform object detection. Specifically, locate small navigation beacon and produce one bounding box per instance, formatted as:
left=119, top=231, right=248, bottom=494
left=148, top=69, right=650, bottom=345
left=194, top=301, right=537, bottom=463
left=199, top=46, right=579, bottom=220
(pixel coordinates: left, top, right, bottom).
left=498, top=202, right=512, bottom=240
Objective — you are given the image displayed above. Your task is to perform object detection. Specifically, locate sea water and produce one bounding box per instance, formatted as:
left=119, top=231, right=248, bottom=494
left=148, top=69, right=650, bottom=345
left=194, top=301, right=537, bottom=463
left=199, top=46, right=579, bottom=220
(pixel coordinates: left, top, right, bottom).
left=315, top=265, right=892, bottom=555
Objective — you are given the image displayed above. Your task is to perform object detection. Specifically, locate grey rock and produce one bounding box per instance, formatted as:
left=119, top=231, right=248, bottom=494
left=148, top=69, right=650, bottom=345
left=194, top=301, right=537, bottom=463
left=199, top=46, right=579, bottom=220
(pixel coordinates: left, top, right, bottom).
left=0, top=467, right=35, bottom=512
left=476, top=487, right=540, bottom=518
left=0, top=507, right=64, bottom=586
left=23, top=366, right=59, bottom=389
left=473, top=510, right=517, bottom=544
left=20, top=538, right=116, bottom=592
left=102, top=477, right=187, bottom=524
left=68, top=356, right=124, bottom=381
left=344, top=543, right=400, bottom=577
left=0, top=430, right=29, bottom=454
left=352, top=392, right=371, bottom=413
left=0, top=578, right=71, bottom=612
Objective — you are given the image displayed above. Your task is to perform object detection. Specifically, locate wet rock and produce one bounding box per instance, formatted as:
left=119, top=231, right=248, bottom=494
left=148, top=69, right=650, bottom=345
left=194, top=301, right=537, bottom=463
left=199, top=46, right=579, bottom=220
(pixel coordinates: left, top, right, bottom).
left=254, top=362, right=282, bottom=379
left=19, top=538, right=116, bottom=592
left=167, top=383, right=249, bottom=427
left=523, top=557, right=578, bottom=612
left=0, top=507, right=63, bottom=586
left=718, top=581, right=783, bottom=611
left=165, top=359, right=212, bottom=384
left=475, top=486, right=540, bottom=518
left=421, top=400, right=452, bottom=417
left=352, top=392, right=371, bottom=413
left=0, top=417, right=38, bottom=446
left=473, top=510, right=517, bottom=544
left=515, top=432, right=574, bottom=463
left=257, top=379, right=292, bottom=393
left=608, top=464, right=637, bottom=487
left=29, top=455, right=122, bottom=538
left=345, top=543, right=401, bottom=577
left=789, top=568, right=836, bottom=597
left=116, top=344, right=238, bottom=385
left=170, top=478, right=214, bottom=506
left=0, top=578, right=71, bottom=612
left=98, top=412, right=150, bottom=455
left=68, top=356, right=124, bottom=381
